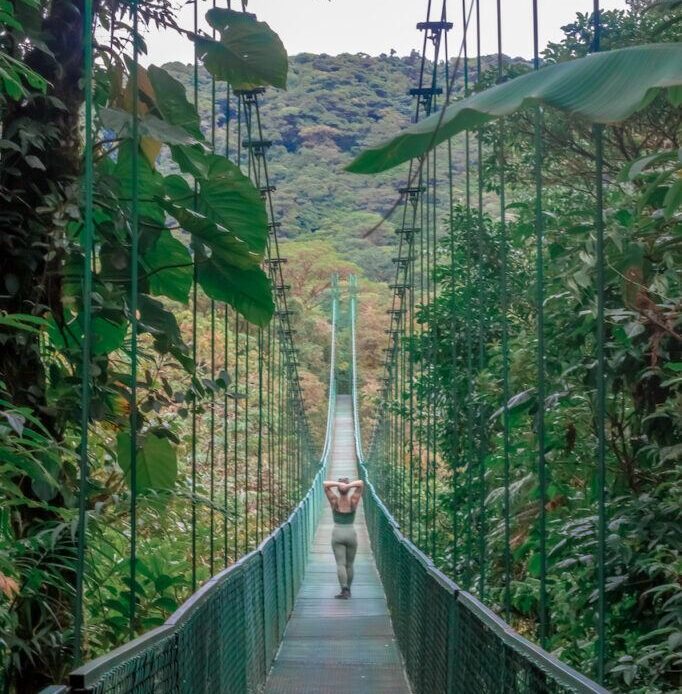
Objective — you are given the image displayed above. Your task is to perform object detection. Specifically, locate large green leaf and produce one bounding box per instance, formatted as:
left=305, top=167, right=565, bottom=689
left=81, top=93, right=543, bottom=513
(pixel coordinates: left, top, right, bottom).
left=197, top=157, right=269, bottom=256
left=147, top=65, right=204, bottom=141
left=48, top=313, right=127, bottom=355
left=197, top=260, right=274, bottom=326
left=171, top=144, right=212, bottom=181
left=99, top=108, right=199, bottom=146
left=117, top=431, right=177, bottom=491
left=137, top=294, right=185, bottom=354
left=194, top=8, right=287, bottom=90
left=143, top=230, right=193, bottom=304
left=162, top=201, right=259, bottom=270
left=91, top=318, right=128, bottom=355
left=170, top=147, right=269, bottom=255
left=115, top=142, right=166, bottom=225
left=347, top=43, right=682, bottom=174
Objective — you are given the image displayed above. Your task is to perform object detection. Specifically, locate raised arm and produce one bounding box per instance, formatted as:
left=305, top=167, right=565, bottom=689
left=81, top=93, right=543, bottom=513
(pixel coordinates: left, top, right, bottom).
left=323, top=481, right=338, bottom=507
left=347, top=480, right=364, bottom=509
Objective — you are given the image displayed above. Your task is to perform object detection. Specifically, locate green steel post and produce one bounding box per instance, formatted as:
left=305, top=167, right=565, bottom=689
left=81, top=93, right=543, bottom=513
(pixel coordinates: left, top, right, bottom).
left=210, top=301, right=216, bottom=576
left=223, top=306, right=229, bottom=567
left=74, top=0, right=94, bottom=663
left=475, top=0, right=487, bottom=599
left=244, top=321, right=251, bottom=552
left=234, top=316, right=240, bottom=559
left=532, top=0, right=549, bottom=647
left=496, top=0, right=512, bottom=619
left=129, top=0, right=141, bottom=636
left=592, top=1, right=607, bottom=682
left=257, top=327, right=265, bottom=542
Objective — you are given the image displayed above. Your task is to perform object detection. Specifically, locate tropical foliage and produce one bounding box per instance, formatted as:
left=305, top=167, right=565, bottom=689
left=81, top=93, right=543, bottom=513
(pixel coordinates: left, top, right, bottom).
left=358, top=4, right=682, bottom=692
left=0, top=2, right=290, bottom=690
left=0, top=0, right=680, bottom=692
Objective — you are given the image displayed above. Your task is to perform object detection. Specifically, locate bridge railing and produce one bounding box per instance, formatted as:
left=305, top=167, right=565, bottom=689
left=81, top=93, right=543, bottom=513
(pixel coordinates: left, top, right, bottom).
left=41, top=290, right=338, bottom=694
left=349, top=278, right=608, bottom=694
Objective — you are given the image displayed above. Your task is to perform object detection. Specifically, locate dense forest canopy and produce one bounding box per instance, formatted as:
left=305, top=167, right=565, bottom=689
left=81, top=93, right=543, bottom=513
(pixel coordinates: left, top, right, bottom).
left=0, top=0, right=680, bottom=692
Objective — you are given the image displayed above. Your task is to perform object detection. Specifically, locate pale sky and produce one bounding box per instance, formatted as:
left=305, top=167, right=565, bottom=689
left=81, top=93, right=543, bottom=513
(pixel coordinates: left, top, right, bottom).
left=142, top=0, right=629, bottom=66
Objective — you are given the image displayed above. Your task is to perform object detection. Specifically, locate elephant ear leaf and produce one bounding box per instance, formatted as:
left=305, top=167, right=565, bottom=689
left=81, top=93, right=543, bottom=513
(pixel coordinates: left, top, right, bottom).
left=117, top=431, right=177, bottom=492
left=194, top=8, right=287, bottom=90
left=143, top=230, right=193, bottom=304
left=197, top=261, right=275, bottom=327
left=347, top=43, right=682, bottom=174
left=147, top=65, right=204, bottom=141
left=170, top=148, right=269, bottom=257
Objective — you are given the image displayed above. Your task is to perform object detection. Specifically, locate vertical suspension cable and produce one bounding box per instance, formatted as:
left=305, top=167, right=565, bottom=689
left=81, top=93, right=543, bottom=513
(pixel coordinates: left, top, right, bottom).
left=257, top=327, right=265, bottom=543
left=129, top=0, right=140, bottom=637
left=277, top=340, right=287, bottom=522
left=417, top=177, right=425, bottom=547
left=233, top=315, right=240, bottom=559
left=210, top=303, right=216, bottom=575
left=223, top=17, right=232, bottom=566
left=532, top=0, right=549, bottom=647
left=426, top=23, right=440, bottom=555
left=74, top=0, right=94, bottom=663
left=423, top=147, right=431, bottom=550
left=235, top=96, right=243, bottom=556
left=268, top=318, right=275, bottom=532
left=461, top=0, right=475, bottom=591
left=592, top=0, right=607, bottom=682
left=420, top=132, right=435, bottom=552
left=496, top=0, right=512, bottom=619
left=190, top=0, right=199, bottom=595
left=244, top=319, right=250, bottom=552
left=409, top=233, right=416, bottom=541
left=475, top=0, right=487, bottom=599
left=208, top=0, right=218, bottom=578
left=430, top=115, right=439, bottom=560
left=443, top=12, right=461, bottom=581
left=223, top=306, right=229, bottom=568
left=399, top=319, right=407, bottom=528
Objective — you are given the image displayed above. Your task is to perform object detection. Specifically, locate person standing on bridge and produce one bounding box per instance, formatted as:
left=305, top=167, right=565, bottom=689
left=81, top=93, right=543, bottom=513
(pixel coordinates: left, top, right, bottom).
left=323, top=477, right=364, bottom=599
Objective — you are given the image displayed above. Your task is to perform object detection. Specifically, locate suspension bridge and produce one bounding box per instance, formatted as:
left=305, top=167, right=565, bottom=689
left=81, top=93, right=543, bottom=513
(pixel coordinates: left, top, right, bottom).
left=5, top=0, right=678, bottom=691
left=41, top=285, right=607, bottom=694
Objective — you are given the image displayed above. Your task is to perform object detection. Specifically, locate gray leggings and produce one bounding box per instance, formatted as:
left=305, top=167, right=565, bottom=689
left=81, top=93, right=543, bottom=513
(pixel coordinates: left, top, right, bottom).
left=331, top=525, right=358, bottom=589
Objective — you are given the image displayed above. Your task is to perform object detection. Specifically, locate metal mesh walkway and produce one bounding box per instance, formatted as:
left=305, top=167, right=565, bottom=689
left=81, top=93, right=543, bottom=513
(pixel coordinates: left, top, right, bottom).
left=264, top=395, right=410, bottom=694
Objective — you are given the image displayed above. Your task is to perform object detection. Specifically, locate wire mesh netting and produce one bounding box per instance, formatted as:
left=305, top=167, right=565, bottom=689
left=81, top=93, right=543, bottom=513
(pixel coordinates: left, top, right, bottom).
left=358, top=442, right=609, bottom=694
left=59, top=469, right=325, bottom=694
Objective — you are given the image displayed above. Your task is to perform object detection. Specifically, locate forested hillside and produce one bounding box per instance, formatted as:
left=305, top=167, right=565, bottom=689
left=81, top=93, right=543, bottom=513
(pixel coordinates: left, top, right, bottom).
left=164, top=52, right=509, bottom=282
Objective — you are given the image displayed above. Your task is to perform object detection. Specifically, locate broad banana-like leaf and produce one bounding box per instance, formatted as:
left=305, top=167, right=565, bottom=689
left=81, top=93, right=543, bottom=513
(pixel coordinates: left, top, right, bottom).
left=347, top=43, right=682, bottom=174
left=161, top=202, right=260, bottom=271
left=194, top=8, right=288, bottom=90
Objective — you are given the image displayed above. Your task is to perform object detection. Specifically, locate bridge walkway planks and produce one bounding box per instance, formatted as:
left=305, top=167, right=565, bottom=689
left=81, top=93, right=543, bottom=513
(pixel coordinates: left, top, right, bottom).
left=264, top=395, right=410, bottom=694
